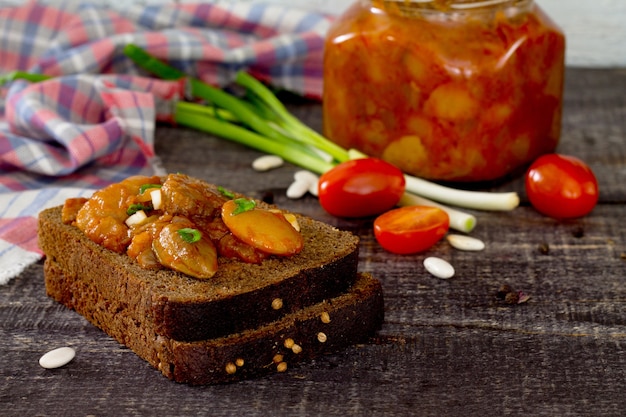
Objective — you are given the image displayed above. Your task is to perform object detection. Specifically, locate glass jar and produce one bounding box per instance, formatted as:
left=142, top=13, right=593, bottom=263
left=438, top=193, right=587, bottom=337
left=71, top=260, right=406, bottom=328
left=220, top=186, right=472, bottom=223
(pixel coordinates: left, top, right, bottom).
left=323, top=0, right=565, bottom=182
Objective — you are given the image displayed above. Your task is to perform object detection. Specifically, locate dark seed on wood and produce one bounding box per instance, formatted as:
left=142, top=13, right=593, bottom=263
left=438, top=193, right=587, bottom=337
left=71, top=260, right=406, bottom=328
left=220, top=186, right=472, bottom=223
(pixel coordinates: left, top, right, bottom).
left=572, top=226, right=584, bottom=238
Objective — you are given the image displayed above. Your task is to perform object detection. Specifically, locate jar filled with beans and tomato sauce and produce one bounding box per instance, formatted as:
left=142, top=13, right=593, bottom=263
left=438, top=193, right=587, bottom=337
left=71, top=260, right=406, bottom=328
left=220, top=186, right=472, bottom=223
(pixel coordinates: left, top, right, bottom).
left=323, top=0, right=565, bottom=182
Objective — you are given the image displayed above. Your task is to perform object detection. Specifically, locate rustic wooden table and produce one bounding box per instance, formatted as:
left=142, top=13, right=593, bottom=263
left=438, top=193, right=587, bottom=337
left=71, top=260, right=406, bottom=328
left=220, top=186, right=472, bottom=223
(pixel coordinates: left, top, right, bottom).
left=2, top=67, right=625, bottom=416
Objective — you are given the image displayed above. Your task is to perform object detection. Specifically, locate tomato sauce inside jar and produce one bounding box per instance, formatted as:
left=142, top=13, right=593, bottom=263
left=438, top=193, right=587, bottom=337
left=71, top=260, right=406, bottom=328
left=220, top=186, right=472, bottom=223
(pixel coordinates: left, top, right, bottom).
left=323, top=0, right=565, bottom=182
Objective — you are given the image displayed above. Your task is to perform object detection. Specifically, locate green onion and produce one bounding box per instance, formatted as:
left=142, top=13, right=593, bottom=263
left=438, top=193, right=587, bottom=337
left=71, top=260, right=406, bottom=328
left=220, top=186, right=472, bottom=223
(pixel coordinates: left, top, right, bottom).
left=124, top=45, right=519, bottom=214
left=0, top=71, right=51, bottom=85
left=231, top=198, right=256, bottom=215
left=175, top=102, right=335, bottom=174
left=139, top=183, right=162, bottom=194
left=122, top=45, right=187, bottom=80
left=235, top=71, right=349, bottom=163
left=124, top=44, right=307, bottom=155
left=178, top=228, right=202, bottom=243
left=171, top=101, right=242, bottom=129
left=123, top=44, right=348, bottom=169
left=217, top=186, right=235, bottom=199
left=403, top=175, right=520, bottom=212
left=346, top=148, right=519, bottom=212
left=127, top=203, right=152, bottom=216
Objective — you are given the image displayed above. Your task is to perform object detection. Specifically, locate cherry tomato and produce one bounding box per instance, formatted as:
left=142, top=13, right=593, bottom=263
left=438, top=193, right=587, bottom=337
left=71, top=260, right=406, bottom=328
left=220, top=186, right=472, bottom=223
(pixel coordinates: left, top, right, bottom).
left=318, top=158, right=406, bottom=218
left=525, top=154, right=599, bottom=219
left=373, top=206, right=449, bottom=254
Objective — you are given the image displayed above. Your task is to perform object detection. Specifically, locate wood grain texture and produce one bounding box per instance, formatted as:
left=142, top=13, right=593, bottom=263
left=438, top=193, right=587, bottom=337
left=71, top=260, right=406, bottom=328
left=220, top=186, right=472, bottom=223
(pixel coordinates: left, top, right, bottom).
left=1, top=68, right=625, bottom=416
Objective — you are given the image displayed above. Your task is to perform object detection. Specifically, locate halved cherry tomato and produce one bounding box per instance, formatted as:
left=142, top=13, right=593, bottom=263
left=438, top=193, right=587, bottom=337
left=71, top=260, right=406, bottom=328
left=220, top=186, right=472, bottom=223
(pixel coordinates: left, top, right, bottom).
left=221, top=199, right=303, bottom=256
left=525, top=154, right=599, bottom=219
left=318, top=158, right=406, bottom=218
left=373, top=206, right=449, bottom=254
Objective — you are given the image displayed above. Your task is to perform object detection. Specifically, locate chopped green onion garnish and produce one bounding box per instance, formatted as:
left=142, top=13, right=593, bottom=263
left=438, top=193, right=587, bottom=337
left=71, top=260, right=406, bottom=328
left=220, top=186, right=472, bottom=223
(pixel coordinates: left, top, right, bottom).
left=178, top=228, right=202, bottom=243
left=127, top=203, right=152, bottom=216
left=139, top=183, right=162, bottom=194
left=232, top=198, right=256, bottom=215
left=218, top=186, right=235, bottom=199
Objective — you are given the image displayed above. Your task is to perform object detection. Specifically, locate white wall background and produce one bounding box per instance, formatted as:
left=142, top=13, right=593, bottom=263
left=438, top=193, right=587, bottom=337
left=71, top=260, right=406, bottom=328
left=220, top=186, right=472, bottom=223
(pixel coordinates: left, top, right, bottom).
left=249, top=0, right=626, bottom=68
left=0, top=0, right=623, bottom=67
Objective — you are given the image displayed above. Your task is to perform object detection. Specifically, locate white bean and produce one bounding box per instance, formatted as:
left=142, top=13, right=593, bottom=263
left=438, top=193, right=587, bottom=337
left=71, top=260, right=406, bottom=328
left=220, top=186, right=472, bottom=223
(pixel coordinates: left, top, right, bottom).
left=308, top=181, right=319, bottom=197
left=294, top=170, right=319, bottom=184
left=294, top=170, right=320, bottom=197
left=252, top=155, right=284, bottom=172
left=39, top=346, right=76, bottom=369
left=286, top=179, right=310, bottom=199
left=423, top=257, right=455, bottom=279
left=446, top=234, right=485, bottom=251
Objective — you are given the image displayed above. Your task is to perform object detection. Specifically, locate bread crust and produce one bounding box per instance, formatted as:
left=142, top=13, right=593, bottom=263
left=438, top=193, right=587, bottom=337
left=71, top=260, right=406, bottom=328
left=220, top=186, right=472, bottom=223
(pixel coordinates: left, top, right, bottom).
left=45, top=258, right=383, bottom=384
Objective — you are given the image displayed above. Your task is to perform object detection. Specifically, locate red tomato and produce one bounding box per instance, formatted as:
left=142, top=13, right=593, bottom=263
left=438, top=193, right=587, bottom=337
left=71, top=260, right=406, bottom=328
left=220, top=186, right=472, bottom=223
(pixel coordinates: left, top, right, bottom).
left=373, top=206, right=449, bottom=254
left=525, top=154, right=599, bottom=219
left=318, top=158, right=406, bottom=218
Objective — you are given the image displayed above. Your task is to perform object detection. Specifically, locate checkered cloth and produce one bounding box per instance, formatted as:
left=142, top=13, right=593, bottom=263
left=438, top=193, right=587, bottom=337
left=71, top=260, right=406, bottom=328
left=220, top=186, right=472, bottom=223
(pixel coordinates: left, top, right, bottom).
left=0, top=0, right=331, bottom=284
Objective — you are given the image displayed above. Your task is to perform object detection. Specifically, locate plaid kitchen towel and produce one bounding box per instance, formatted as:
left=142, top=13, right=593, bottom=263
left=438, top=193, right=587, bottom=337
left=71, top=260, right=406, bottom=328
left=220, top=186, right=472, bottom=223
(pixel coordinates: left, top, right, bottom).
left=0, top=0, right=331, bottom=284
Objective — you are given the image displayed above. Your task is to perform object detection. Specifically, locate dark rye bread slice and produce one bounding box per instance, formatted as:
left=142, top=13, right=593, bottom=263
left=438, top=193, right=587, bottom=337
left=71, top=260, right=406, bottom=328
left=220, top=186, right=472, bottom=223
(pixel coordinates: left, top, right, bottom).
left=38, top=205, right=359, bottom=342
left=44, top=257, right=384, bottom=385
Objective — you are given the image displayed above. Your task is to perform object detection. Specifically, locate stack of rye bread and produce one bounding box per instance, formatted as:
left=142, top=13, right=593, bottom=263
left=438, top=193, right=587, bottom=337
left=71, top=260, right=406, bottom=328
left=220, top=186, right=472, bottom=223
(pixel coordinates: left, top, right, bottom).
left=38, top=174, right=384, bottom=385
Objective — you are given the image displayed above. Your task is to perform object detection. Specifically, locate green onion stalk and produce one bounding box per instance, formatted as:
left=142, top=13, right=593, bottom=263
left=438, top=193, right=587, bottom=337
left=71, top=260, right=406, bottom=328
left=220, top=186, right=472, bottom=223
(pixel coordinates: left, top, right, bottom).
left=0, top=71, right=51, bottom=84
left=175, top=101, right=335, bottom=175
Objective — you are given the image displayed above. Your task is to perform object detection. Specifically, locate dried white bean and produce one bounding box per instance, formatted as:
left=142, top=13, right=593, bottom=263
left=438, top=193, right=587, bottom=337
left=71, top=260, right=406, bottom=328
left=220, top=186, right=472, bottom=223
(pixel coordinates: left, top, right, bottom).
left=308, top=181, right=319, bottom=197
left=286, top=170, right=319, bottom=199
left=294, top=170, right=319, bottom=185
left=252, top=155, right=284, bottom=172
left=286, top=179, right=310, bottom=199
left=423, top=257, right=455, bottom=279
left=39, top=346, right=76, bottom=369
left=446, top=234, right=485, bottom=251
left=294, top=170, right=320, bottom=197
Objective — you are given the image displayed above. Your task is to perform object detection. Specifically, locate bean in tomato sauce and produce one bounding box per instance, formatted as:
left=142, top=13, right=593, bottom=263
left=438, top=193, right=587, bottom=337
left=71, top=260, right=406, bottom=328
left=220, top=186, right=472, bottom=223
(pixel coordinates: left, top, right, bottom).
left=64, top=174, right=303, bottom=279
